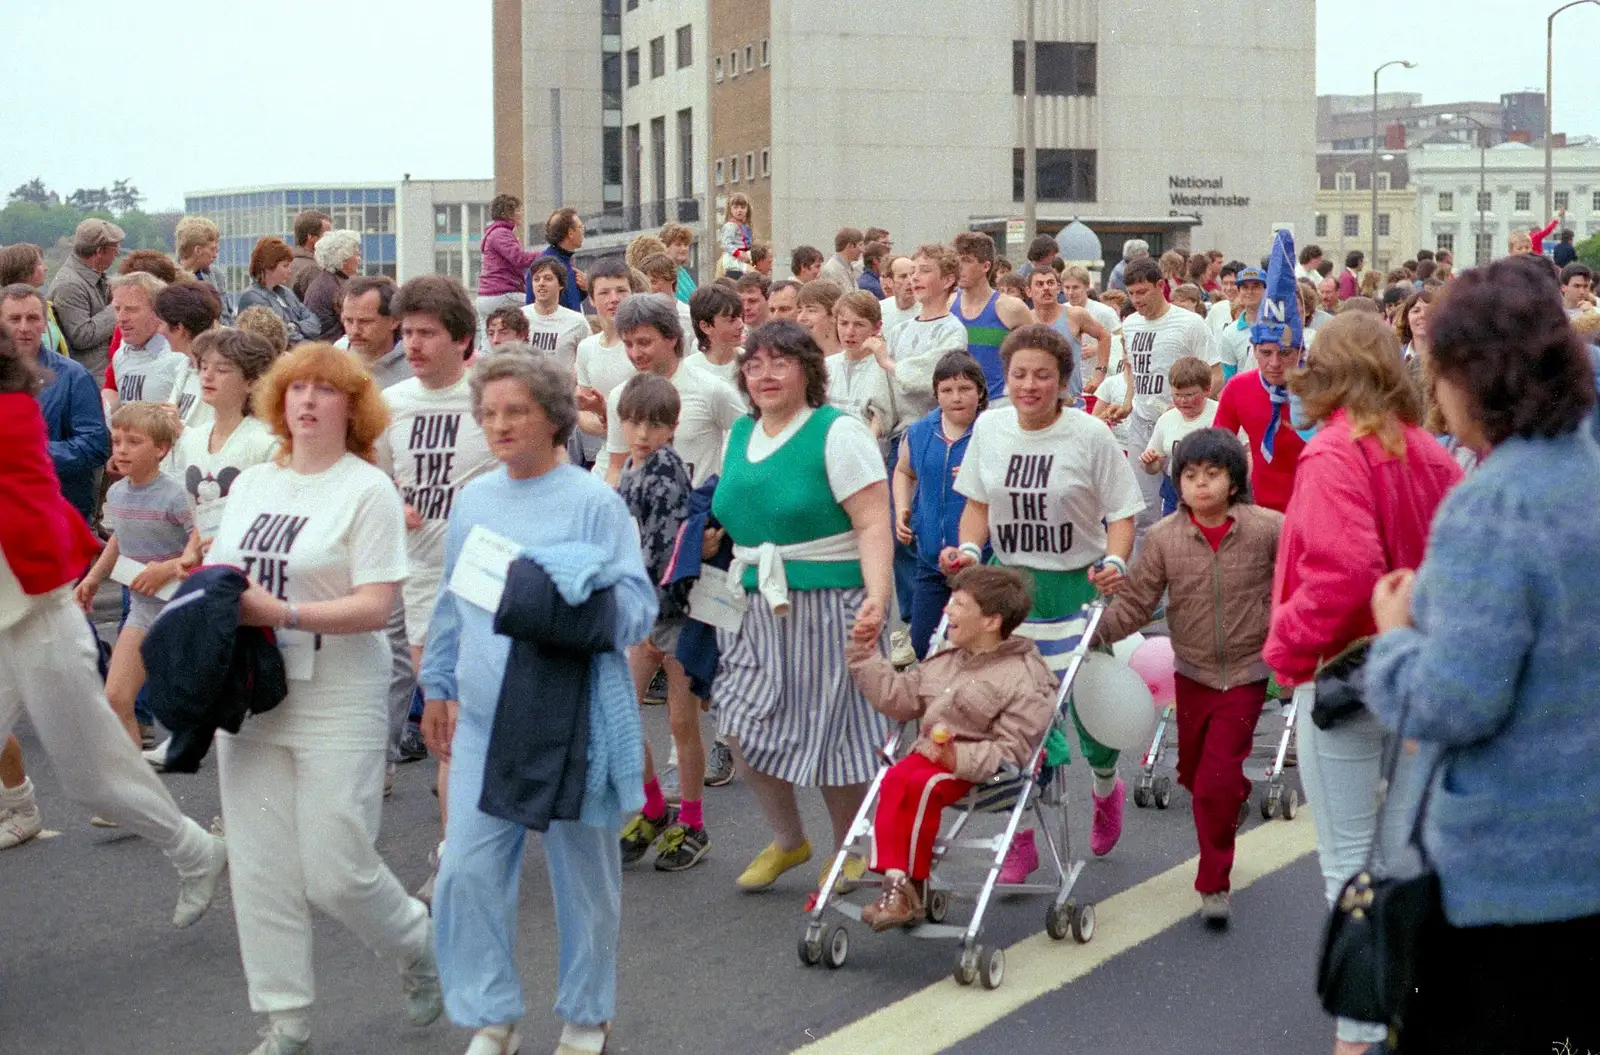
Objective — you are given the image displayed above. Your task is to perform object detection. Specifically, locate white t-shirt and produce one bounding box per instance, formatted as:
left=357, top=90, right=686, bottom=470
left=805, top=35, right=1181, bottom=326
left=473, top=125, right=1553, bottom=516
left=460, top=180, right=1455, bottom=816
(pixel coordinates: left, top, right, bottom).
left=520, top=303, right=590, bottom=372
left=112, top=341, right=187, bottom=404
left=1078, top=299, right=1121, bottom=375
left=606, top=359, right=745, bottom=488
left=738, top=405, right=887, bottom=503
left=1216, top=313, right=1257, bottom=377
left=826, top=353, right=899, bottom=438
left=1120, top=305, right=1217, bottom=424
left=376, top=375, right=497, bottom=644
left=1205, top=298, right=1236, bottom=335
left=208, top=454, right=408, bottom=750
left=575, top=332, right=634, bottom=397
left=684, top=350, right=741, bottom=390
left=954, top=406, right=1144, bottom=572
left=1092, top=371, right=1135, bottom=452
left=879, top=297, right=918, bottom=335
left=676, top=300, right=697, bottom=358
left=1146, top=400, right=1219, bottom=460
left=172, top=416, right=281, bottom=538
left=886, top=312, right=969, bottom=418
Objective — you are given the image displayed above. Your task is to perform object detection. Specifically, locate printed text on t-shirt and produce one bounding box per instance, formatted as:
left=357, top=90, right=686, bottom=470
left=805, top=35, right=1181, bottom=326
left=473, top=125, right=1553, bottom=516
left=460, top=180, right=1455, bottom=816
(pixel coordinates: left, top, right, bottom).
left=1127, top=330, right=1164, bottom=397
left=404, top=413, right=463, bottom=520
left=238, top=513, right=308, bottom=599
left=999, top=453, right=1073, bottom=555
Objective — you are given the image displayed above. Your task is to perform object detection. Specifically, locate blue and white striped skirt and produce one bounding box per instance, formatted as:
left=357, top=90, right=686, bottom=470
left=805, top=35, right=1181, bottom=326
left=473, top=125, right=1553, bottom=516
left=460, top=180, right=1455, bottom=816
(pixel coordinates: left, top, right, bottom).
left=714, top=587, right=892, bottom=787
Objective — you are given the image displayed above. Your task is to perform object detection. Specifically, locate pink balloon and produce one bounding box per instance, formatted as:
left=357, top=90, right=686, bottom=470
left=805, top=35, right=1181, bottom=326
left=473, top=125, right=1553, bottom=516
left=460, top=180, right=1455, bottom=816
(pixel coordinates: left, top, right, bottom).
left=1128, top=636, right=1177, bottom=708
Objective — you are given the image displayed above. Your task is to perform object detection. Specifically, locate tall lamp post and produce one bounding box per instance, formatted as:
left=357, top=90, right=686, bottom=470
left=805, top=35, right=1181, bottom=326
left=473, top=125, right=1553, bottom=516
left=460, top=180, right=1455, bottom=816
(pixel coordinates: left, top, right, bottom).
left=1546, top=1, right=1600, bottom=217
left=1372, top=59, right=1416, bottom=271
left=1441, top=113, right=1490, bottom=264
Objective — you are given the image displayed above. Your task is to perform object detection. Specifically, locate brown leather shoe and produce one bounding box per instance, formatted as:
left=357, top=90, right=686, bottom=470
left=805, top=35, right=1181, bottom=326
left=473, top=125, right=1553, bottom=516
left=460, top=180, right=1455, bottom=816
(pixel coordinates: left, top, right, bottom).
left=867, top=875, right=924, bottom=932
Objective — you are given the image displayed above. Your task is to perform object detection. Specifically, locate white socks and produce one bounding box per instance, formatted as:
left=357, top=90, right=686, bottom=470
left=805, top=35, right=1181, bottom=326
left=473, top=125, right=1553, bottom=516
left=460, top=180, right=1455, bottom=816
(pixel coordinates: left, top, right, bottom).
left=1092, top=769, right=1118, bottom=798
left=0, top=777, right=34, bottom=807
left=559, top=1022, right=608, bottom=1053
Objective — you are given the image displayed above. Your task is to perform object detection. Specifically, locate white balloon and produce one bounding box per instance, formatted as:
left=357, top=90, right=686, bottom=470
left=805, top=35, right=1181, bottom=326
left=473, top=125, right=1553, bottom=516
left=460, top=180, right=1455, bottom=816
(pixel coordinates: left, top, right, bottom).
left=1109, top=632, right=1145, bottom=664
left=1072, top=653, right=1159, bottom=752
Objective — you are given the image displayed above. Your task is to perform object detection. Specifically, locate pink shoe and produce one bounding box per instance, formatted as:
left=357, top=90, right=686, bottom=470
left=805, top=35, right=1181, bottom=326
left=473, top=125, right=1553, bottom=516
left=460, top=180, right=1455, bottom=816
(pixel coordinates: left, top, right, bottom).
left=1090, top=778, right=1126, bottom=857
left=998, top=828, right=1038, bottom=884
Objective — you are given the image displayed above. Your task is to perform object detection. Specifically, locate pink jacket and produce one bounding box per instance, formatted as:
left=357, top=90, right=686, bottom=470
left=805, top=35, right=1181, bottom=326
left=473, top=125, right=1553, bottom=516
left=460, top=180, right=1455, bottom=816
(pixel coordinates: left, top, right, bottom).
left=477, top=219, right=541, bottom=297
left=1263, top=410, right=1463, bottom=686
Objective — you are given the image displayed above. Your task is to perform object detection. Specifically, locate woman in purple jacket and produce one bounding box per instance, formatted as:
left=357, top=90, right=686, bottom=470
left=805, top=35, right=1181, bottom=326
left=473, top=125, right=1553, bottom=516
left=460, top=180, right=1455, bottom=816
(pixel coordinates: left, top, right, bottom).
left=476, top=195, right=541, bottom=324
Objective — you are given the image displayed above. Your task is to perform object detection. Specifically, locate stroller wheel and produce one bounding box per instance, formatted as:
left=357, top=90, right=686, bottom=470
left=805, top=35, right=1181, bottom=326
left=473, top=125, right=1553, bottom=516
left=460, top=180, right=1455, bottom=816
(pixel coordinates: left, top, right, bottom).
left=953, top=946, right=979, bottom=986
left=925, top=887, right=950, bottom=924
left=1153, top=776, right=1173, bottom=810
left=1045, top=901, right=1072, bottom=941
left=798, top=930, right=823, bottom=967
left=1132, top=783, right=1152, bottom=809
left=823, top=924, right=849, bottom=969
left=979, top=946, right=1006, bottom=990
left=1260, top=786, right=1279, bottom=821
left=1281, top=787, right=1299, bottom=821
left=1071, top=902, right=1096, bottom=943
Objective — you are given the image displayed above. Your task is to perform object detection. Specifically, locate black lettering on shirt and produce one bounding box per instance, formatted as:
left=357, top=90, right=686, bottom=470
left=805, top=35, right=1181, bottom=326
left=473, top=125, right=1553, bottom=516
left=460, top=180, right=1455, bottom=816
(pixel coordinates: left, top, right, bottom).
left=237, top=512, right=311, bottom=600
left=402, top=413, right=464, bottom=522
left=998, top=453, right=1075, bottom=556
left=119, top=374, right=147, bottom=402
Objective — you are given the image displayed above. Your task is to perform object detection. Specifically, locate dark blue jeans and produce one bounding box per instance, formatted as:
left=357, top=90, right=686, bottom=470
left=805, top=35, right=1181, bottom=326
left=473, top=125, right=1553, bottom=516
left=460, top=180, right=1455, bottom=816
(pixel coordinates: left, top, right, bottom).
left=908, top=563, right=953, bottom=661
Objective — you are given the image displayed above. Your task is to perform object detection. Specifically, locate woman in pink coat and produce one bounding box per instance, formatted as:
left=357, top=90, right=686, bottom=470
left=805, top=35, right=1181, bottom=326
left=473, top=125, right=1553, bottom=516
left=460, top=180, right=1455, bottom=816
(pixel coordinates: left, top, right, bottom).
left=475, top=194, right=542, bottom=323
left=1263, top=311, right=1462, bottom=1055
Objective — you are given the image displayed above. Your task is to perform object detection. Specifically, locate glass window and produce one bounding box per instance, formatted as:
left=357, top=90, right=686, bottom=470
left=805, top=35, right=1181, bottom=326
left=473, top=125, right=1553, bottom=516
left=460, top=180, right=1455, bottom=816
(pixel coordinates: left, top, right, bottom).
left=468, top=248, right=483, bottom=290
left=731, top=155, right=740, bottom=184
left=715, top=56, right=723, bottom=82
left=382, top=189, right=395, bottom=204
left=1555, top=190, right=1570, bottom=212
left=1376, top=172, right=1392, bottom=191
left=379, top=263, right=397, bottom=279
left=729, top=50, right=738, bottom=77
left=1335, top=173, right=1355, bottom=191
left=1515, top=190, right=1531, bottom=211
left=333, top=190, right=347, bottom=205
left=1593, top=190, right=1600, bottom=212
left=1438, top=192, right=1454, bottom=212
left=650, top=37, right=665, bottom=79
left=435, top=248, right=463, bottom=281
left=677, top=109, right=694, bottom=199
left=760, top=39, right=769, bottom=67
left=1011, top=41, right=1097, bottom=96
left=468, top=203, right=486, bottom=239
left=435, top=204, right=461, bottom=236
left=761, top=147, right=770, bottom=178
left=1011, top=148, right=1096, bottom=202
left=1343, top=214, right=1360, bottom=238
left=676, top=25, right=692, bottom=69
left=715, top=160, right=724, bottom=187
left=603, top=52, right=622, bottom=109
left=744, top=44, right=754, bottom=71
left=1437, top=233, right=1454, bottom=254
left=1378, top=213, right=1391, bottom=237
left=603, top=126, right=624, bottom=187
left=745, top=152, right=755, bottom=181
left=1475, top=231, right=1494, bottom=265
left=1314, top=214, right=1328, bottom=238
left=1478, top=191, right=1493, bottom=213
left=626, top=48, right=640, bottom=87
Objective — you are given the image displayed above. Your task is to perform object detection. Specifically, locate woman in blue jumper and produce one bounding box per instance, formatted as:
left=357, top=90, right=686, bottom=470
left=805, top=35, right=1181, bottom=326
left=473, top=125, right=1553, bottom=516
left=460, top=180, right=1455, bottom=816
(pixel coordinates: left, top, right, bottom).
left=420, top=354, right=656, bottom=1055
left=1366, top=256, right=1600, bottom=1053
left=892, top=350, right=988, bottom=659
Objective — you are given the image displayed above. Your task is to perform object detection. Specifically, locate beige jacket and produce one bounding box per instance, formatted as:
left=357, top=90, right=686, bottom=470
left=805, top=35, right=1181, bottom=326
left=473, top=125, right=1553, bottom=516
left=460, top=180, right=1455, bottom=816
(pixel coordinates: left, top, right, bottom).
left=1094, top=503, right=1283, bottom=691
left=848, top=636, right=1058, bottom=783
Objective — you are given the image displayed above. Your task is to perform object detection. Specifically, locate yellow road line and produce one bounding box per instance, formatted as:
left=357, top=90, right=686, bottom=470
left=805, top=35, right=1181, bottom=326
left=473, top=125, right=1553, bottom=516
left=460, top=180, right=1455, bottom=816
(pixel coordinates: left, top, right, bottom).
left=793, top=814, right=1319, bottom=1055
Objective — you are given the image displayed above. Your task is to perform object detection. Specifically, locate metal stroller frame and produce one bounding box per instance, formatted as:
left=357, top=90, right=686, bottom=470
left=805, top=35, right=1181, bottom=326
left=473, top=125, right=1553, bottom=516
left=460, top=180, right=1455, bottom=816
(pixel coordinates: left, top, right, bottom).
left=1132, top=685, right=1301, bottom=821
left=1131, top=702, right=1175, bottom=810
left=797, top=600, right=1108, bottom=990
left=1259, top=689, right=1299, bottom=820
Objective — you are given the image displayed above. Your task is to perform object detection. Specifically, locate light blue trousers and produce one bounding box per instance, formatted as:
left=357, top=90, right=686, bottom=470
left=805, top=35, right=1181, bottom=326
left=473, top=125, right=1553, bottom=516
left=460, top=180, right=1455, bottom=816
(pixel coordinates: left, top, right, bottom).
left=434, top=719, right=622, bottom=1029
left=1294, top=688, right=1429, bottom=1045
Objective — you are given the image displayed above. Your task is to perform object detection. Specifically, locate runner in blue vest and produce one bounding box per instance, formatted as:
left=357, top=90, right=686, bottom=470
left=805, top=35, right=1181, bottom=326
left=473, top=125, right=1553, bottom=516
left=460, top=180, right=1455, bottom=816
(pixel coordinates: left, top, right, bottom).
left=951, top=231, right=1035, bottom=401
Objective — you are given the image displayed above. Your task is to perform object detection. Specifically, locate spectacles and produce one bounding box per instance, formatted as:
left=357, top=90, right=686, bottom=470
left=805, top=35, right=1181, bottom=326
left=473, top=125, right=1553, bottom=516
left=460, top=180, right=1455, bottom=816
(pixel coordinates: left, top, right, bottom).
left=740, top=355, right=797, bottom=378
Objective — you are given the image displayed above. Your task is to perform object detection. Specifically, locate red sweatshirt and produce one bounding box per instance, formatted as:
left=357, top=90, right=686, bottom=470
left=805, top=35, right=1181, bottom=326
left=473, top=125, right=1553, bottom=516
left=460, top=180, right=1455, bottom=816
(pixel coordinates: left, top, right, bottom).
left=1531, top=217, right=1560, bottom=257
left=0, top=393, right=101, bottom=595
left=1262, top=410, right=1462, bottom=686
left=1212, top=369, right=1308, bottom=513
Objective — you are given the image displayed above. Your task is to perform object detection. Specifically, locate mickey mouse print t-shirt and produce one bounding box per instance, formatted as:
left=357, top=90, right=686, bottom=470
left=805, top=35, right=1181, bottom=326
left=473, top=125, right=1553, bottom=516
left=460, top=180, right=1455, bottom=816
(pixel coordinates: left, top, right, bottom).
left=170, top=416, right=280, bottom=538
left=954, top=406, right=1144, bottom=572
left=206, top=453, right=408, bottom=750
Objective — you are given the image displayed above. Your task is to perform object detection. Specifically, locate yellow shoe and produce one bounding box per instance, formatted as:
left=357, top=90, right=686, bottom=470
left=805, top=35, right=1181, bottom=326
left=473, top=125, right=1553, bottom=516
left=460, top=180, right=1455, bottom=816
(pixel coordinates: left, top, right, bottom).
left=736, top=840, right=812, bottom=890
left=820, top=853, right=867, bottom=892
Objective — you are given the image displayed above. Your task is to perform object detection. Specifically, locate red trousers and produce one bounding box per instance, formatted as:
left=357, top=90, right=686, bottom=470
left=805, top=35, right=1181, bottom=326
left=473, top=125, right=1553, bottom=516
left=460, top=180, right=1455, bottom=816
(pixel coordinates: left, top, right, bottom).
left=871, top=753, right=974, bottom=880
left=1174, top=673, right=1267, bottom=894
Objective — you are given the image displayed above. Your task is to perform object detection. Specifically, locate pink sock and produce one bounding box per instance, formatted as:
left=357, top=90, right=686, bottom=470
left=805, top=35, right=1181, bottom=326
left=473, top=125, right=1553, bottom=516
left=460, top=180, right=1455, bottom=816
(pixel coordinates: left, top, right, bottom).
left=643, top=778, right=666, bottom=820
left=679, top=798, right=703, bottom=830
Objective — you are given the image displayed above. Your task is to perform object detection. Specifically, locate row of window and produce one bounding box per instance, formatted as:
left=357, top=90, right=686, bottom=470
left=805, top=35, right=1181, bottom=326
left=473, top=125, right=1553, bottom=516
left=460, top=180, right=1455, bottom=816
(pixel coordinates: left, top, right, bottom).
left=1011, top=41, right=1097, bottom=97
left=433, top=203, right=488, bottom=240
left=1329, top=173, right=1394, bottom=192
left=714, top=148, right=771, bottom=186
left=195, top=203, right=397, bottom=241
left=1436, top=189, right=1591, bottom=213
left=1313, top=214, right=1392, bottom=238
left=625, top=25, right=693, bottom=86
left=714, top=39, right=769, bottom=82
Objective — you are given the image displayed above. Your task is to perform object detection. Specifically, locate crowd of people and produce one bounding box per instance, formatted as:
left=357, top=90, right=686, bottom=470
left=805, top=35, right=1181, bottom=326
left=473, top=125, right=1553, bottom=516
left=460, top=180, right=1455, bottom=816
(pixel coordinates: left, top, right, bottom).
left=0, top=198, right=1596, bottom=1055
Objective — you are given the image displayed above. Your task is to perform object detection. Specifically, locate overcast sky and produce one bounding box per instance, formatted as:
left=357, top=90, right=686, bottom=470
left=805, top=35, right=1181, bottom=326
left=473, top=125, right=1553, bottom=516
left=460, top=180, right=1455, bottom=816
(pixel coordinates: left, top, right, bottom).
left=6, top=1, right=1600, bottom=211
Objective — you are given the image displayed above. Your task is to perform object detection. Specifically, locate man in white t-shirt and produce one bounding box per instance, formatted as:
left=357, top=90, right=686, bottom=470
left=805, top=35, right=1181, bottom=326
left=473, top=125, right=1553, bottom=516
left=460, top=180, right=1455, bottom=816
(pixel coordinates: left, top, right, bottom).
left=736, top=272, right=771, bottom=336
left=1216, top=266, right=1266, bottom=383
left=575, top=260, right=637, bottom=471
left=885, top=244, right=969, bottom=418
left=878, top=255, right=917, bottom=335
left=603, top=294, right=744, bottom=489
left=639, top=252, right=697, bottom=357
left=685, top=283, right=743, bottom=389
left=1119, top=257, right=1217, bottom=539
left=1205, top=263, right=1242, bottom=336
left=107, top=273, right=185, bottom=412
left=341, top=275, right=412, bottom=389
left=520, top=256, right=590, bottom=372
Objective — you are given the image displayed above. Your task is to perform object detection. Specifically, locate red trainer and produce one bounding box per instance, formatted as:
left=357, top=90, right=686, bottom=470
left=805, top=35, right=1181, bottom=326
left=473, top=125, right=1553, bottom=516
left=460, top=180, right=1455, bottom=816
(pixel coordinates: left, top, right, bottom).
left=1090, top=778, right=1126, bottom=856
left=997, top=828, right=1038, bottom=884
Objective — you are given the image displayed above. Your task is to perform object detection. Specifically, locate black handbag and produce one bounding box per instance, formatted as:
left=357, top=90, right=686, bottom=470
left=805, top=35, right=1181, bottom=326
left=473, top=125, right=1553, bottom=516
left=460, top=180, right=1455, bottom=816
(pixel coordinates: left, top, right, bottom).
left=1315, top=706, right=1443, bottom=1030
left=1311, top=637, right=1373, bottom=730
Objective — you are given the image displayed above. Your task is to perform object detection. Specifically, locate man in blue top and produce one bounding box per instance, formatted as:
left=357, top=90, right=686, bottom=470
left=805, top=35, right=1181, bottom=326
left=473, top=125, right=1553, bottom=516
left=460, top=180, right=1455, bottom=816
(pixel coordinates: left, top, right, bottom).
left=0, top=284, right=109, bottom=523
left=538, top=207, right=588, bottom=313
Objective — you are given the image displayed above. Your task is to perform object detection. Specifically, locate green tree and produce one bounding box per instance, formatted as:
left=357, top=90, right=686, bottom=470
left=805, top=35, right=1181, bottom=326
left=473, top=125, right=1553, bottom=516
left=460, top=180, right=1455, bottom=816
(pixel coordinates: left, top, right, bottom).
left=109, top=178, right=143, bottom=214
left=65, top=187, right=111, bottom=213
left=1576, top=232, right=1600, bottom=272
left=8, top=178, right=57, bottom=206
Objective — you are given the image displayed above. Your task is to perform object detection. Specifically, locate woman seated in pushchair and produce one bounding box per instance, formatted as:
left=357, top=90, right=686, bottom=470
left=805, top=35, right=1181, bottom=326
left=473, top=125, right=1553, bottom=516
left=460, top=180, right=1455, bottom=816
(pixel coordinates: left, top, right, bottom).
left=846, top=566, right=1058, bottom=930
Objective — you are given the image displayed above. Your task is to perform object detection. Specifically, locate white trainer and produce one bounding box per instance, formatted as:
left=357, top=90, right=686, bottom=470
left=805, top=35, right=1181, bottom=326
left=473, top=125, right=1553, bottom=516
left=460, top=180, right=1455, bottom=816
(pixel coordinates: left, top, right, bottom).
left=465, top=1024, right=521, bottom=1054
left=174, top=833, right=228, bottom=927
left=142, top=738, right=173, bottom=770
left=246, top=1024, right=311, bottom=1055
left=0, top=800, right=42, bottom=849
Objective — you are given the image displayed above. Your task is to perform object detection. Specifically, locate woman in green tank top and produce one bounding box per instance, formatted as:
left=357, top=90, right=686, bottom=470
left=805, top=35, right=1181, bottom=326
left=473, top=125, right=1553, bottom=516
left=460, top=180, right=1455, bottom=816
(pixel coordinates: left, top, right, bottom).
left=711, top=320, right=896, bottom=893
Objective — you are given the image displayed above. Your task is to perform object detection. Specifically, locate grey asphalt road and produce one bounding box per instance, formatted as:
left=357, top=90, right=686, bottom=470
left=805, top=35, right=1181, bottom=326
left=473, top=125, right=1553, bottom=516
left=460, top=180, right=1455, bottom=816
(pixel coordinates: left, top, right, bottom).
left=2, top=604, right=1333, bottom=1055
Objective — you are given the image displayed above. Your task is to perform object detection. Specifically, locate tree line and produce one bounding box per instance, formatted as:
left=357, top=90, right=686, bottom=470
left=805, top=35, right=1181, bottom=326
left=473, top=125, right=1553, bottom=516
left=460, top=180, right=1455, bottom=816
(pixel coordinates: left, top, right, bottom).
left=2, top=177, right=178, bottom=258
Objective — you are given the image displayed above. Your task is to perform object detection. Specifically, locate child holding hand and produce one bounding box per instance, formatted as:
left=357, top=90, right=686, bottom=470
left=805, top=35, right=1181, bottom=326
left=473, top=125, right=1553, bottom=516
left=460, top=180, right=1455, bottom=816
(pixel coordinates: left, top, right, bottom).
left=1093, top=428, right=1281, bottom=927
left=847, top=566, right=1057, bottom=930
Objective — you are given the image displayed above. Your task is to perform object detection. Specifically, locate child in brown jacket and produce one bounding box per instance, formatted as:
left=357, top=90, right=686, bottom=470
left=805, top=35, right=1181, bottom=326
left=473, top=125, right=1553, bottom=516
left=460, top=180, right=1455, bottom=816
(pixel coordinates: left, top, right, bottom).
left=847, top=566, right=1057, bottom=931
left=1093, top=428, right=1282, bottom=927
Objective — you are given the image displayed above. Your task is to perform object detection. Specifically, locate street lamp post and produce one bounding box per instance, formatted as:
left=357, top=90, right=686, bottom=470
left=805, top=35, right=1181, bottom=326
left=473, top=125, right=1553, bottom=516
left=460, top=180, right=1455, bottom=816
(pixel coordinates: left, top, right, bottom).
left=1022, top=0, right=1037, bottom=247
left=1546, top=1, right=1600, bottom=216
left=1372, top=60, right=1416, bottom=271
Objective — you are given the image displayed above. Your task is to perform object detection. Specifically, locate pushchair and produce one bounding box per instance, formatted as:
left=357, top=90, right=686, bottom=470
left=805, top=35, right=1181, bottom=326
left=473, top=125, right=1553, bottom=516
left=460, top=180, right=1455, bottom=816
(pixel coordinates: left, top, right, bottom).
left=1259, top=687, right=1299, bottom=820
left=797, top=599, right=1107, bottom=990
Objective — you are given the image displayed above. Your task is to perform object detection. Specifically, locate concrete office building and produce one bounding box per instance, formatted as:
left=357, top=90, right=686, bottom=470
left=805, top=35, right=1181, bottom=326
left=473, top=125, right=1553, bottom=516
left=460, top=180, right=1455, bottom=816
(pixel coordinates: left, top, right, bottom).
left=1413, top=141, right=1600, bottom=266
left=494, top=0, right=1315, bottom=276
left=184, top=179, right=495, bottom=295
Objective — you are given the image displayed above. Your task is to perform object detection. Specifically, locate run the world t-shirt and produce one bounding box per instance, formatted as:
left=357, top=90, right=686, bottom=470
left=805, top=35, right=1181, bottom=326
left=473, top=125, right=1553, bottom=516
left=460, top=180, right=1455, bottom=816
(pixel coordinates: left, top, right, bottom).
left=1120, top=305, right=1216, bottom=424
left=954, top=406, right=1144, bottom=572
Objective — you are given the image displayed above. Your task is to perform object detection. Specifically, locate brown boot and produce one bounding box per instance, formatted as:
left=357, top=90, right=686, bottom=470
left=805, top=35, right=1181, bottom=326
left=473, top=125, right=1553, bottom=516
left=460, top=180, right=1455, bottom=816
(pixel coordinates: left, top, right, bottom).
left=867, top=874, right=924, bottom=932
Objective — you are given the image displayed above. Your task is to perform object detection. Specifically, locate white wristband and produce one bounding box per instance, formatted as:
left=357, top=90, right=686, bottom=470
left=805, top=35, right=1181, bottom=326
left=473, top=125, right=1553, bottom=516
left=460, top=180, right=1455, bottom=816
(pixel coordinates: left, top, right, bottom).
left=1097, top=555, right=1129, bottom=578
left=958, top=542, right=983, bottom=564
